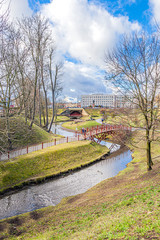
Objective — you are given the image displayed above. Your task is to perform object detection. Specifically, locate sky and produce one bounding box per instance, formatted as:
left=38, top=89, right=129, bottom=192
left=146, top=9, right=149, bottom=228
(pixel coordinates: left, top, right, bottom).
left=1, top=0, right=160, bottom=102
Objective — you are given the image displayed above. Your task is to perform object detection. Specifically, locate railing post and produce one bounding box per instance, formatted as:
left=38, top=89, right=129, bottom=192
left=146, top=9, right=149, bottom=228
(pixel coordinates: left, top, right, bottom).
left=55, top=139, right=56, bottom=145
left=78, top=135, right=79, bottom=141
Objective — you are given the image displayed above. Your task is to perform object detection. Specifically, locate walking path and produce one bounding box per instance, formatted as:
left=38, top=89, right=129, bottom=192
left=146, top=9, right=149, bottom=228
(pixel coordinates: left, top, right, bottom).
left=0, top=124, right=131, bottom=161
left=0, top=134, right=83, bottom=161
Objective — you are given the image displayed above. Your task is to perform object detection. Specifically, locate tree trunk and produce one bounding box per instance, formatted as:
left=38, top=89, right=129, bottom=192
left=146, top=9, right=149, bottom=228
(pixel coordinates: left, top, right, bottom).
left=47, top=55, right=58, bottom=132
left=42, top=86, right=48, bottom=129
left=48, top=94, right=55, bottom=132
left=38, top=78, right=42, bottom=127
left=40, top=59, right=48, bottom=129
left=29, top=70, right=38, bottom=129
left=42, top=105, right=46, bottom=126
left=54, top=104, right=57, bottom=122
left=5, top=109, right=12, bottom=151
left=146, top=130, right=153, bottom=171
left=44, top=91, right=48, bottom=128
left=25, top=106, right=28, bottom=124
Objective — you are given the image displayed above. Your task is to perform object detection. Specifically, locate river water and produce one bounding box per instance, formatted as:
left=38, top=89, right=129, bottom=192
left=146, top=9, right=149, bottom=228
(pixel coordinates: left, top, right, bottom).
left=51, top=122, right=77, bottom=137
left=0, top=122, right=132, bottom=220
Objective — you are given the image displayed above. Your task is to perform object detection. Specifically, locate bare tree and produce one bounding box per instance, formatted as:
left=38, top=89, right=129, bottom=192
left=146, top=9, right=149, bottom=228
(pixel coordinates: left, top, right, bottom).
left=0, top=12, right=63, bottom=153
left=13, top=29, right=33, bottom=123
left=105, top=33, right=160, bottom=170
left=18, top=14, right=62, bottom=130
left=48, top=47, right=63, bottom=132
left=0, top=24, right=19, bottom=150
left=18, top=14, right=52, bottom=128
left=0, top=0, right=10, bottom=32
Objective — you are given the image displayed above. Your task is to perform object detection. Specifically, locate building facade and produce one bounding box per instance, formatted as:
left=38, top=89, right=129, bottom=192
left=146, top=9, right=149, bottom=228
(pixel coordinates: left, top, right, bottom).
left=81, top=94, right=132, bottom=108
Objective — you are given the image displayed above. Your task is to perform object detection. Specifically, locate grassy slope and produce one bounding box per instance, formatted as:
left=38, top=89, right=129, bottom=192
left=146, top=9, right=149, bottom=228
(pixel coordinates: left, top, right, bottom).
left=62, top=120, right=101, bottom=131
left=0, top=116, right=61, bottom=151
left=0, top=141, right=109, bottom=194
left=0, top=131, right=159, bottom=239
left=104, top=109, right=145, bottom=128
left=55, top=115, right=70, bottom=122
left=84, top=108, right=102, bottom=117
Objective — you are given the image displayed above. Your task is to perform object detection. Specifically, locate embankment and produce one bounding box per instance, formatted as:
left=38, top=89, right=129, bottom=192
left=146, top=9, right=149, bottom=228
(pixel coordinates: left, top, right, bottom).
left=0, top=141, right=109, bottom=195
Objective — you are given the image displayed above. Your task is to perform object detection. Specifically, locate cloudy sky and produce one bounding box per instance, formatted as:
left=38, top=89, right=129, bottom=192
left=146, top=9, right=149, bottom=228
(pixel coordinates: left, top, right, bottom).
left=2, top=0, right=160, bottom=102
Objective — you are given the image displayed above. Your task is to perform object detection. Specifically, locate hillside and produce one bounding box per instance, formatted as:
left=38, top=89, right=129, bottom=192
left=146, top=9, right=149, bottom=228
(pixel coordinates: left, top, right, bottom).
left=0, top=116, right=59, bottom=153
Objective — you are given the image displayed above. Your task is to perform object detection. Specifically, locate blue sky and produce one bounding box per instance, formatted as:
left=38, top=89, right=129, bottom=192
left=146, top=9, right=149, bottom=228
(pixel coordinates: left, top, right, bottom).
left=2, top=0, right=160, bottom=102
left=29, top=0, right=151, bottom=27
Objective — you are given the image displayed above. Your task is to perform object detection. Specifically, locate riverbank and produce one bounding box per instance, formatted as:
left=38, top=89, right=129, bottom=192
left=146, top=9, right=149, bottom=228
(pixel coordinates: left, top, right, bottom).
left=0, top=130, right=159, bottom=239
left=0, top=141, right=109, bottom=196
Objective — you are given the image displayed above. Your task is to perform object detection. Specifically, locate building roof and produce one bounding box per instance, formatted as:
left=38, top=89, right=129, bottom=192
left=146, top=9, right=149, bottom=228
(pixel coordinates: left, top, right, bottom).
left=60, top=108, right=89, bottom=118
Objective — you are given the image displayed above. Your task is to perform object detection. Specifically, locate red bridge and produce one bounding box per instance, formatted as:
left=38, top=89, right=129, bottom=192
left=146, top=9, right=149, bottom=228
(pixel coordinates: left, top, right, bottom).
left=81, top=124, right=132, bottom=145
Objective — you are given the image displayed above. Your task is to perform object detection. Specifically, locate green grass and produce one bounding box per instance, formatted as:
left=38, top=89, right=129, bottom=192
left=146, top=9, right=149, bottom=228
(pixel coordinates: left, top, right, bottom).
left=62, top=120, right=101, bottom=131
left=0, top=129, right=159, bottom=239
left=105, top=109, right=145, bottom=128
left=0, top=116, right=61, bottom=152
left=0, top=141, right=109, bottom=193
left=55, top=115, right=70, bottom=122
left=56, top=108, right=65, bottom=115
left=84, top=108, right=103, bottom=117
left=45, top=185, right=159, bottom=240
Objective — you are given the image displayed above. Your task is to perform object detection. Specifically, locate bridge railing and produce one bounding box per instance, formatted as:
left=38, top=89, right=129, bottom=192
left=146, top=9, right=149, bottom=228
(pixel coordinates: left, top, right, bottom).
left=0, top=134, right=84, bottom=161
left=0, top=125, right=132, bottom=161
left=81, top=124, right=132, bottom=139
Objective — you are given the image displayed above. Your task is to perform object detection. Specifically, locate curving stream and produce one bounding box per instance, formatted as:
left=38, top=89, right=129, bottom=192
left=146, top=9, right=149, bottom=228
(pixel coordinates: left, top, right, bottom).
left=0, top=122, right=132, bottom=220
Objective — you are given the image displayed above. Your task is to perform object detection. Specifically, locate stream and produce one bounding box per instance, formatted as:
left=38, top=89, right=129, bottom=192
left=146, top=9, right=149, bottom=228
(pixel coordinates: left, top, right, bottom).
left=0, top=122, right=132, bottom=220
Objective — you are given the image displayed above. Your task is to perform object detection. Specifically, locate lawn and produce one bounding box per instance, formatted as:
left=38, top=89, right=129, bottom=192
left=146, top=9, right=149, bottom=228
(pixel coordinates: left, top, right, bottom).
left=62, top=120, right=101, bottom=131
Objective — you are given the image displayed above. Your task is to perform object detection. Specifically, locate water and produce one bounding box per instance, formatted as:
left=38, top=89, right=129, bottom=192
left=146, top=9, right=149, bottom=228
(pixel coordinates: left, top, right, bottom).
left=0, top=148, right=132, bottom=220
left=0, top=122, right=132, bottom=220
left=51, top=122, right=76, bottom=137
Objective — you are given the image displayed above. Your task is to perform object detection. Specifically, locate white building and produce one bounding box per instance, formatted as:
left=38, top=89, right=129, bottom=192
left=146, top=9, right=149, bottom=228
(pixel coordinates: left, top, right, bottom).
left=81, top=94, right=132, bottom=108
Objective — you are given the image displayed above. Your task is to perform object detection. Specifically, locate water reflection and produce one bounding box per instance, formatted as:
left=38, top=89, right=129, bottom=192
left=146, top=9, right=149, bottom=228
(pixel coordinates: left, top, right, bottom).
left=0, top=149, right=132, bottom=220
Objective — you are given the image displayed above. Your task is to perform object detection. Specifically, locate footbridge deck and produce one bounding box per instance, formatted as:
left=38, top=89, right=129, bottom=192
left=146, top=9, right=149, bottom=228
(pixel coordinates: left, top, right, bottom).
left=81, top=124, right=132, bottom=142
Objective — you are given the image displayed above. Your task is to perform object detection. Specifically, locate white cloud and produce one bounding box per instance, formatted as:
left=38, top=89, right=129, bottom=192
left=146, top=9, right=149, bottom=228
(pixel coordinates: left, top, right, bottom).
left=0, top=0, right=142, bottom=100
left=63, top=96, right=77, bottom=103
left=149, top=0, right=160, bottom=24
left=61, top=61, right=110, bottom=101
left=0, top=0, right=32, bottom=22
left=41, top=0, right=141, bottom=67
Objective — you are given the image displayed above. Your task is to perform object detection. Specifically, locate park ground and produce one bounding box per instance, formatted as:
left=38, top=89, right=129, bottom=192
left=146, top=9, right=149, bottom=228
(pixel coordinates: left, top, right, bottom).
left=0, top=108, right=159, bottom=239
